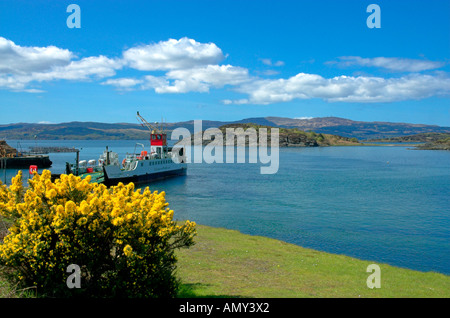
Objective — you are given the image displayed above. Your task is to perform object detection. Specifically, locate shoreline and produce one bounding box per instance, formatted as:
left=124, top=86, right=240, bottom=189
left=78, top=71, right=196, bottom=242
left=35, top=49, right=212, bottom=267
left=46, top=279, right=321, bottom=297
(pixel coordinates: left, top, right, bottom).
left=176, top=224, right=450, bottom=298
left=184, top=223, right=450, bottom=276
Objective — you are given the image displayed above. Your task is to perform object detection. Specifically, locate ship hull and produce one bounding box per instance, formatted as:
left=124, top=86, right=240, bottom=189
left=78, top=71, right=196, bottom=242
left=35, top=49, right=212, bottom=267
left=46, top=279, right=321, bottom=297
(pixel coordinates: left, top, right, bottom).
left=103, top=161, right=187, bottom=187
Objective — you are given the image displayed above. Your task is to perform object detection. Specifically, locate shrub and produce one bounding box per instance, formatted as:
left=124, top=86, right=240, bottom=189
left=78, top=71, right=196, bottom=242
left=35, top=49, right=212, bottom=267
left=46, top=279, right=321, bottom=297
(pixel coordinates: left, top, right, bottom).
left=0, top=170, right=196, bottom=298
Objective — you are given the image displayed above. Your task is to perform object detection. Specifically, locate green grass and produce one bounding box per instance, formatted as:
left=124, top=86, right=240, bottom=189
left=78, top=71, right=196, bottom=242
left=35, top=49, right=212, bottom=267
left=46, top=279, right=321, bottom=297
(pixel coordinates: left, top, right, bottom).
left=176, top=225, right=450, bottom=298
left=0, top=269, right=37, bottom=298
left=1, top=221, right=448, bottom=298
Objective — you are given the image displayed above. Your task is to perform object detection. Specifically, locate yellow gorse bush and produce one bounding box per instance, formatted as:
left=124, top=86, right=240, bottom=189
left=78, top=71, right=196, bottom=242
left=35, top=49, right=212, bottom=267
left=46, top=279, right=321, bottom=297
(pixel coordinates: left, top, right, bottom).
left=0, top=170, right=196, bottom=297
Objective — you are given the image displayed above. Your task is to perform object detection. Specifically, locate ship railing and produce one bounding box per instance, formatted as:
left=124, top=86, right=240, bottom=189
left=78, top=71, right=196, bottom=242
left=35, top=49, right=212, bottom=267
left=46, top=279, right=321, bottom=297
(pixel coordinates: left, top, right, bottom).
left=68, top=163, right=103, bottom=175
left=124, top=152, right=172, bottom=161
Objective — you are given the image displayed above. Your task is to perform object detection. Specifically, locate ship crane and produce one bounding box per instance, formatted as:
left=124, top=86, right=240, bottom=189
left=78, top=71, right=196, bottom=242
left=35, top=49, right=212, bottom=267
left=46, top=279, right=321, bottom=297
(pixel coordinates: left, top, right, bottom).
left=136, top=111, right=163, bottom=134
left=136, top=111, right=168, bottom=159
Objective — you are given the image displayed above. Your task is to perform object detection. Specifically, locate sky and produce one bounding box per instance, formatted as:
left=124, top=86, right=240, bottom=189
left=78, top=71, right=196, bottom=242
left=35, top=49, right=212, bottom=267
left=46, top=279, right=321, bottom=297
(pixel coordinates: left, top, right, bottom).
left=0, top=0, right=449, bottom=125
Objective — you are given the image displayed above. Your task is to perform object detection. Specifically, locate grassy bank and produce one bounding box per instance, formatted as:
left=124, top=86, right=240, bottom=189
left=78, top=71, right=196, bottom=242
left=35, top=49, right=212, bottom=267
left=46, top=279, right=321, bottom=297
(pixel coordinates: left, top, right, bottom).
left=176, top=225, right=450, bottom=298
left=1, top=220, right=449, bottom=298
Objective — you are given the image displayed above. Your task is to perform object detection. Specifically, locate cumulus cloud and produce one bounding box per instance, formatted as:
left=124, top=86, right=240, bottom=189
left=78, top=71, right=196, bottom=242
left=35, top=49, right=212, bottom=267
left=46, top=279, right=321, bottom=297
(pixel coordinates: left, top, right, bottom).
left=1, top=35, right=449, bottom=106
left=0, top=36, right=230, bottom=92
left=329, top=56, right=446, bottom=72
left=156, top=64, right=250, bottom=93
left=228, top=72, right=450, bottom=104
left=103, top=64, right=251, bottom=94
left=0, top=37, right=122, bottom=92
left=123, top=37, right=224, bottom=71
left=101, top=77, right=145, bottom=92
left=0, top=37, right=73, bottom=74
left=29, top=56, right=122, bottom=82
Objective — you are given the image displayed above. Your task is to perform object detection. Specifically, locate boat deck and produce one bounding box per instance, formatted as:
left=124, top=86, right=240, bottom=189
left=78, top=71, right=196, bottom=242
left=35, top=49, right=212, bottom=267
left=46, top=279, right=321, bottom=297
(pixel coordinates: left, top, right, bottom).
left=80, top=171, right=104, bottom=184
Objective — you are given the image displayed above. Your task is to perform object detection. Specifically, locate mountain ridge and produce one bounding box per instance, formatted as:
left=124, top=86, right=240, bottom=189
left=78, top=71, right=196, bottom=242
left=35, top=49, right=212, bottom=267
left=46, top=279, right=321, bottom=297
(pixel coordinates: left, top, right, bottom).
left=1, top=117, right=449, bottom=140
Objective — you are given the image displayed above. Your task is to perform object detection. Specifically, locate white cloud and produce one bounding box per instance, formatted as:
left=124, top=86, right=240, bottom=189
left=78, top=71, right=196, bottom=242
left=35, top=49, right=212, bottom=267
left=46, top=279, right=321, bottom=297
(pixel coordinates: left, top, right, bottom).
left=103, top=64, right=251, bottom=94
left=260, top=58, right=284, bottom=67
left=101, top=77, right=145, bottom=92
left=0, top=37, right=123, bottom=92
left=1, top=35, right=449, bottom=107
left=103, top=77, right=143, bottom=88
left=0, top=37, right=73, bottom=74
left=0, top=56, right=122, bottom=92
left=30, top=56, right=122, bottom=82
left=330, top=56, right=445, bottom=72
left=156, top=64, right=250, bottom=93
left=229, top=72, right=450, bottom=104
left=294, top=117, right=314, bottom=120
left=123, top=37, right=224, bottom=71
left=259, top=70, right=280, bottom=76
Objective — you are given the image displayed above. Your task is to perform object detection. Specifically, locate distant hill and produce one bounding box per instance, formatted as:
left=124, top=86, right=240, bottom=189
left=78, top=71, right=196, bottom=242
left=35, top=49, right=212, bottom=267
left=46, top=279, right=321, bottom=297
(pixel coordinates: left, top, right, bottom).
left=410, top=134, right=450, bottom=150
left=181, top=123, right=361, bottom=147
left=1, top=117, right=449, bottom=140
left=0, top=122, right=150, bottom=140
left=368, top=132, right=450, bottom=143
left=259, top=117, right=450, bottom=140
left=367, top=133, right=450, bottom=151
left=415, top=138, right=450, bottom=150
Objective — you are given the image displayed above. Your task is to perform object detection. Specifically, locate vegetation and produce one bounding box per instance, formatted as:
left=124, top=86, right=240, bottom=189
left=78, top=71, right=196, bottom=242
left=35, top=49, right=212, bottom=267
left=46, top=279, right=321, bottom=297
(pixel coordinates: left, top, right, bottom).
left=2, top=215, right=449, bottom=298
left=0, top=123, right=151, bottom=140
left=0, top=171, right=196, bottom=297
left=1, top=170, right=448, bottom=298
left=368, top=132, right=450, bottom=143
left=370, top=132, right=450, bottom=150
left=415, top=136, right=450, bottom=150
left=177, top=225, right=450, bottom=298
left=191, top=123, right=362, bottom=147
left=2, top=117, right=449, bottom=141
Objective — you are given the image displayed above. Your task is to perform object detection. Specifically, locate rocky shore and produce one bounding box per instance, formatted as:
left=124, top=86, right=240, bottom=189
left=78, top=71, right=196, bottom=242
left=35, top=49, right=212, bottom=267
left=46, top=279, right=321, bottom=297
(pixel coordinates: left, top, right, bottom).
left=415, top=138, right=450, bottom=150
left=179, top=123, right=361, bottom=147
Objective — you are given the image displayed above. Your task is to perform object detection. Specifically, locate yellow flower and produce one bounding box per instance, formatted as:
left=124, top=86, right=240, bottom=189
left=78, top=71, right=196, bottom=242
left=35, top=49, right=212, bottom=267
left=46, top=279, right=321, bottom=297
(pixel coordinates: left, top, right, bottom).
left=77, top=217, right=88, bottom=226
left=0, top=170, right=197, bottom=296
left=111, top=207, right=120, bottom=218
left=65, top=201, right=76, bottom=213
left=123, top=244, right=133, bottom=257
left=112, top=217, right=124, bottom=226
left=80, top=201, right=90, bottom=215
left=46, top=189, right=57, bottom=200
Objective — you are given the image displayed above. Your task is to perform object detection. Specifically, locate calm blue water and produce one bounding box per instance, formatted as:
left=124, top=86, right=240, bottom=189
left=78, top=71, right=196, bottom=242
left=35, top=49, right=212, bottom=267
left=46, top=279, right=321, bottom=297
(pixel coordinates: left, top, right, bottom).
left=2, top=140, right=450, bottom=275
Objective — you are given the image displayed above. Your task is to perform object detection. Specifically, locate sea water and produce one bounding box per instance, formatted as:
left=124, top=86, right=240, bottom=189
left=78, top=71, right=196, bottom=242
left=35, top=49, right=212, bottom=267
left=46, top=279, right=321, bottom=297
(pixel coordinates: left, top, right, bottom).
left=3, top=140, right=450, bottom=274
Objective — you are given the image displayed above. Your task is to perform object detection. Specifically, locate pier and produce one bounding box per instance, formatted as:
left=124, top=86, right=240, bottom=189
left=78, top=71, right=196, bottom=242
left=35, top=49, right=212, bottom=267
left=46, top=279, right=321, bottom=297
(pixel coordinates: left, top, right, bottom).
left=28, top=146, right=79, bottom=154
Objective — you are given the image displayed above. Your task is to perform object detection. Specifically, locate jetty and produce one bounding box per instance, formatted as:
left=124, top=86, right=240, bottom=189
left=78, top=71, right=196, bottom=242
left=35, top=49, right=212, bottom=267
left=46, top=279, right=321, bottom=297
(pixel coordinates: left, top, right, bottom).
left=28, top=146, right=79, bottom=154
left=0, top=140, right=52, bottom=169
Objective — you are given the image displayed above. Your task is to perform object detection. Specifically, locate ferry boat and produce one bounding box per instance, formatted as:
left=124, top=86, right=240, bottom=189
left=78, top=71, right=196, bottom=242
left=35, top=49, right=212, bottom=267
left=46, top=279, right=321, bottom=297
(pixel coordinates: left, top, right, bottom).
left=64, top=112, right=187, bottom=186
left=103, top=113, right=187, bottom=186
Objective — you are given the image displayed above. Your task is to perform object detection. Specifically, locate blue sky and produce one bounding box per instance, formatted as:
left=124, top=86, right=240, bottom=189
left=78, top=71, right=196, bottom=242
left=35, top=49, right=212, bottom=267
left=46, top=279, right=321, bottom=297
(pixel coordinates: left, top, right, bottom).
left=0, top=0, right=449, bottom=125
